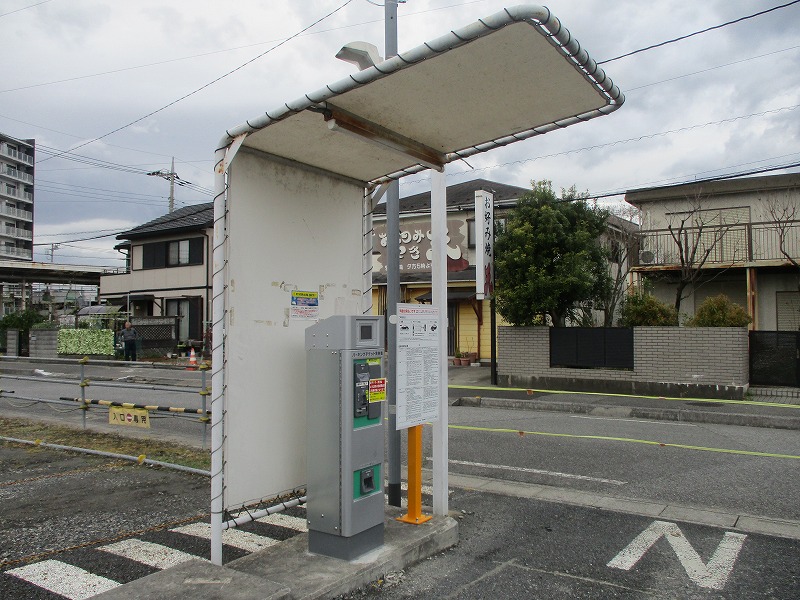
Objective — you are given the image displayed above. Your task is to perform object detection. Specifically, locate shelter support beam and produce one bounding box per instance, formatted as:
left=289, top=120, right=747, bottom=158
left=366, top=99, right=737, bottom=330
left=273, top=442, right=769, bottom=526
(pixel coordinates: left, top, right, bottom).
left=431, top=168, right=449, bottom=515
left=326, top=108, right=445, bottom=172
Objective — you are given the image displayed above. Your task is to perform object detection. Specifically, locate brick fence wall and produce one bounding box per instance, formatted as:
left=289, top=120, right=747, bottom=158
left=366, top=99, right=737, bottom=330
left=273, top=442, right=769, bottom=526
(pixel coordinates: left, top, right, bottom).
left=29, top=329, right=59, bottom=359
left=498, top=326, right=749, bottom=399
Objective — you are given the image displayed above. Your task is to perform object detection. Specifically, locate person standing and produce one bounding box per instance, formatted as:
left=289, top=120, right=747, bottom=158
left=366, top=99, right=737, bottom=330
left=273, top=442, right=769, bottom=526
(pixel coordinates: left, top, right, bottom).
left=120, top=321, right=139, bottom=362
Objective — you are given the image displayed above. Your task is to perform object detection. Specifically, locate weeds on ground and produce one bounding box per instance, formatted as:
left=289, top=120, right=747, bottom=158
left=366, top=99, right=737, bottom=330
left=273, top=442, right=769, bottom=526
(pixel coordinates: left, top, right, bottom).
left=0, top=417, right=210, bottom=471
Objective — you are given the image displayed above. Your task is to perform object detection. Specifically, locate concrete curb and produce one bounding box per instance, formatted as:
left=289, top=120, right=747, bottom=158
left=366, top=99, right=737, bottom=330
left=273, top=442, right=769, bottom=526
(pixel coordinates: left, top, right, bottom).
left=445, top=472, right=800, bottom=541
left=454, top=396, right=800, bottom=430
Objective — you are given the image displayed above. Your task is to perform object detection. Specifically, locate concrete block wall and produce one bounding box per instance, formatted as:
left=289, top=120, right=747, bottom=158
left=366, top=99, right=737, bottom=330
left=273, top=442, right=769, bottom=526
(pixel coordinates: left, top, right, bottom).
left=498, top=326, right=749, bottom=399
left=29, top=329, right=59, bottom=359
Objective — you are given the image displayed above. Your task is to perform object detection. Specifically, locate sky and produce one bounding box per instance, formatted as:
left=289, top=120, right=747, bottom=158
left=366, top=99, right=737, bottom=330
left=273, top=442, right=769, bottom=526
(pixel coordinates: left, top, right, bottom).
left=2, top=0, right=799, bottom=268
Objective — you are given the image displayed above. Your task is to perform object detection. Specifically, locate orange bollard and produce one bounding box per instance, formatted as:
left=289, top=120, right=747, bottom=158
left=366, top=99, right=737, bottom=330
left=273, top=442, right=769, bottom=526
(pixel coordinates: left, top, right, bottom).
left=397, top=424, right=432, bottom=525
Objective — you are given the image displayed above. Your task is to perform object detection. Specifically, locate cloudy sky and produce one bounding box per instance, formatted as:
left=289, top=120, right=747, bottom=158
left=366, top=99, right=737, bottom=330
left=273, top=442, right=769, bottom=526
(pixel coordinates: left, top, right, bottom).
left=3, top=0, right=799, bottom=267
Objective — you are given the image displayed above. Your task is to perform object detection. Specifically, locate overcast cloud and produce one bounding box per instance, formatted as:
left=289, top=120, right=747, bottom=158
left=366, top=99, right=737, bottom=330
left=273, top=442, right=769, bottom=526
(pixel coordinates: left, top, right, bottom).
left=2, top=0, right=798, bottom=267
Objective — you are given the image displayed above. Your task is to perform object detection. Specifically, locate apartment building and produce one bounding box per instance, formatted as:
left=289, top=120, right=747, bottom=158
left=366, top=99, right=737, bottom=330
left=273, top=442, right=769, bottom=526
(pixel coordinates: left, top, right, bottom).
left=0, top=132, right=34, bottom=261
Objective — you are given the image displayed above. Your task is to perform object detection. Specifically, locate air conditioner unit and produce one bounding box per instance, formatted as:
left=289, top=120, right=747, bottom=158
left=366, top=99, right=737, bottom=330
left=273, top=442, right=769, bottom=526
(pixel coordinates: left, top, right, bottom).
left=639, top=250, right=655, bottom=264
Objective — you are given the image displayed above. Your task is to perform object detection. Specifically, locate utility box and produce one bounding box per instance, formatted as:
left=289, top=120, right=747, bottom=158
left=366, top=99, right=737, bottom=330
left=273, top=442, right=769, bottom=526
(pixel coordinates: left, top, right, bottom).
left=305, top=315, right=385, bottom=560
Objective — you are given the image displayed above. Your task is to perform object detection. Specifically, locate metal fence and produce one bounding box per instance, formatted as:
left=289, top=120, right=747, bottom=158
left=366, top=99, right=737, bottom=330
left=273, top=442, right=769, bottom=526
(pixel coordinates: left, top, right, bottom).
left=550, top=327, right=634, bottom=369
left=750, top=331, right=800, bottom=387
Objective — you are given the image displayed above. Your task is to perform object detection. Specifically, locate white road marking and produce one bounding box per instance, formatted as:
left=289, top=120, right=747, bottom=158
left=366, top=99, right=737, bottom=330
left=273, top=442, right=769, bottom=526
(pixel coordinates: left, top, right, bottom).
left=6, top=559, right=120, bottom=600
left=449, top=458, right=627, bottom=485
left=256, top=513, right=308, bottom=532
left=170, top=522, right=279, bottom=553
left=607, top=520, right=747, bottom=590
left=99, top=539, right=203, bottom=569
left=569, top=415, right=697, bottom=426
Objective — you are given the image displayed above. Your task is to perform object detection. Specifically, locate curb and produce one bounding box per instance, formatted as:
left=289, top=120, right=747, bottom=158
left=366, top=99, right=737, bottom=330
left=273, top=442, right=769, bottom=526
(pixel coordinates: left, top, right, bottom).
left=454, top=396, right=800, bottom=430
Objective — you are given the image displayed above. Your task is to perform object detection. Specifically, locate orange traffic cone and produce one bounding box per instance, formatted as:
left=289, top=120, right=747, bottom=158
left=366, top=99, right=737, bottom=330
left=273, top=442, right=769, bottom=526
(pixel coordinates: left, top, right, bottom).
left=187, top=347, right=198, bottom=371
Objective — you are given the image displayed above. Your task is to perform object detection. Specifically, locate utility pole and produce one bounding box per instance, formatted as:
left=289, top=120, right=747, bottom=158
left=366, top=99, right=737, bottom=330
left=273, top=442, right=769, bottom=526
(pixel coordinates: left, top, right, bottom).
left=147, top=157, right=178, bottom=213
left=47, top=243, right=59, bottom=263
left=385, top=0, right=402, bottom=509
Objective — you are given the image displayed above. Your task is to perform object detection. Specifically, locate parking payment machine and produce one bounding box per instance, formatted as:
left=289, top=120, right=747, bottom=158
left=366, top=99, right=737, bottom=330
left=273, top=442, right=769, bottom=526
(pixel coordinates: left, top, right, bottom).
left=305, top=315, right=385, bottom=559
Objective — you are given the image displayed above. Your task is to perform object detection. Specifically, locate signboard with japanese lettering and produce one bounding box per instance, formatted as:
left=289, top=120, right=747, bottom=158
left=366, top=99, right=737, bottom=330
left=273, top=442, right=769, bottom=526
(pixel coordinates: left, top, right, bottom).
left=475, top=190, right=494, bottom=300
left=396, top=303, right=441, bottom=429
left=372, top=220, right=469, bottom=274
left=290, top=290, right=320, bottom=321
left=109, top=406, right=150, bottom=428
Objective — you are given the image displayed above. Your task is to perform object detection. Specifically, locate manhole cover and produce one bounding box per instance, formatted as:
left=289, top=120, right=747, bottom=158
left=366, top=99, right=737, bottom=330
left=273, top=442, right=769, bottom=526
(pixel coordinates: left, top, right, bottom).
left=686, top=401, right=724, bottom=407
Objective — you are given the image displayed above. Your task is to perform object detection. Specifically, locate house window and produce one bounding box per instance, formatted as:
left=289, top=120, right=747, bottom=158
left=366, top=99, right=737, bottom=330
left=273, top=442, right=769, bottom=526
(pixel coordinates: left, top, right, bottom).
left=141, top=237, right=203, bottom=270
left=166, top=296, right=203, bottom=341
left=467, top=219, right=476, bottom=248
left=168, top=240, right=190, bottom=266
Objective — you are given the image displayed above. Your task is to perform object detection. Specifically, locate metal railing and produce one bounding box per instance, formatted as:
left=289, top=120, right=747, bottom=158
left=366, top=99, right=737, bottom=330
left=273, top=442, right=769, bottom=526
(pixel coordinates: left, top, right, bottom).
left=638, top=220, right=800, bottom=267
left=1, top=145, right=34, bottom=165
left=0, top=246, right=33, bottom=259
left=0, top=204, right=33, bottom=221
left=2, top=166, right=34, bottom=184
left=1, top=226, right=32, bottom=240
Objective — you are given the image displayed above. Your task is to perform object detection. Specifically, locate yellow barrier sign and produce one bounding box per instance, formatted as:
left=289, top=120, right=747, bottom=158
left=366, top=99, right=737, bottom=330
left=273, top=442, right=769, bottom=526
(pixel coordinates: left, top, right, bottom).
left=109, top=406, right=150, bottom=428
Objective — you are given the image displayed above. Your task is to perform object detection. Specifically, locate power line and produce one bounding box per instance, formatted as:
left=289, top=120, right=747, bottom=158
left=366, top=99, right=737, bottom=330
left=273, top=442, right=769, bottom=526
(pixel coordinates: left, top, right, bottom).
left=398, top=103, right=800, bottom=186
left=35, top=0, right=356, bottom=165
left=0, top=0, right=483, bottom=95
left=0, top=0, right=55, bottom=19
left=598, top=0, right=800, bottom=64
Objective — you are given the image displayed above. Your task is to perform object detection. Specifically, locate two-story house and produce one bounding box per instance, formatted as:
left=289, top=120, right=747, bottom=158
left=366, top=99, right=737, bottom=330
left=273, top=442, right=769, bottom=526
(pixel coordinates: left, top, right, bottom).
left=626, top=173, right=800, bottom=330
left=373, top=179, right=638, bottom=361
left=99, top=203, right=213, bottom=344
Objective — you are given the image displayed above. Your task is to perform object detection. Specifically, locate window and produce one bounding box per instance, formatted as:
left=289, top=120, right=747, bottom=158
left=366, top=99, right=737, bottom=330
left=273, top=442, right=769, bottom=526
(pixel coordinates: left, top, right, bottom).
left=467, top=219, right=476, bottom=248
left=141, top=237, right=203, bottom=270
left=168, top=240, right=190, bottom=266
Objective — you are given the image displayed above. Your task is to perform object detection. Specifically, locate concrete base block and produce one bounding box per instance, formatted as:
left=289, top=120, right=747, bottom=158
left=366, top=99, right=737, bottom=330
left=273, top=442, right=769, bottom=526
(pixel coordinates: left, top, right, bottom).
left=94, top=559, right=291, bottom=600
left=93, top=508, right=458, bottom=600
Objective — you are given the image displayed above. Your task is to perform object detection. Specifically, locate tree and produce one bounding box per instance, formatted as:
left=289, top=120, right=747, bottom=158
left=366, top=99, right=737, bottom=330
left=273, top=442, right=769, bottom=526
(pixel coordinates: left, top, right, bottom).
left=494, top=181, right=611, bottom=327
left=662, top=194, right=745, bottom=314
left=765, top=195, right=800, bottom=291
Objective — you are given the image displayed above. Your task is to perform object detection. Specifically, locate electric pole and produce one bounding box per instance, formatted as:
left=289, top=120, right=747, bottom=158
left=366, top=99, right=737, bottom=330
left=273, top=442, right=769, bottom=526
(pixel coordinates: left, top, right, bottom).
left=147, top=157, right=178, bottom=213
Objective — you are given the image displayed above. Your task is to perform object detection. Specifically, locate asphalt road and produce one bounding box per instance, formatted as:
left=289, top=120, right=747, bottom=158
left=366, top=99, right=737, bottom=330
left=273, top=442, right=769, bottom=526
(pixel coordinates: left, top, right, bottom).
left=2, top=444, right=798, bottom=599
left=2, top=359, right=799, bottom=598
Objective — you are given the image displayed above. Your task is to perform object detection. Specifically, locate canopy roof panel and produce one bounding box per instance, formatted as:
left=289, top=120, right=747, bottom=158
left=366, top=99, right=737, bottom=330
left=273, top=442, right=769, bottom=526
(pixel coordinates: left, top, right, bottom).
left=224, top=5, right=624, bottom=185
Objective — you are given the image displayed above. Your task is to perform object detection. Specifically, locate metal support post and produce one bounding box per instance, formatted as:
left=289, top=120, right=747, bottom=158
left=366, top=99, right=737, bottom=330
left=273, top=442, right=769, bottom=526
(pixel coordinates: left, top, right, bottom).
left=385, top=0, right=402, bottom=509
left=397, top=424, right=431, bottom=524
left=79, top=357, right=88, bottom=429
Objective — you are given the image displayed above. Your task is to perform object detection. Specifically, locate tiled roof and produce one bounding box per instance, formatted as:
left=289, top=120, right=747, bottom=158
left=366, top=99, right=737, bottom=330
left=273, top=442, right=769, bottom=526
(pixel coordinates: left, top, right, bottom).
left=373, top=179, right=529, bottom=216
left=116, top=202, right=213, bottom=240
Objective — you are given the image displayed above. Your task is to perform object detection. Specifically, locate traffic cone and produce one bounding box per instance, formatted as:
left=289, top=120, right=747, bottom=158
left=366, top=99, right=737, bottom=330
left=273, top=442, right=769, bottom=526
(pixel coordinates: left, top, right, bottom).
left=187, top=347, right=198, bottom=371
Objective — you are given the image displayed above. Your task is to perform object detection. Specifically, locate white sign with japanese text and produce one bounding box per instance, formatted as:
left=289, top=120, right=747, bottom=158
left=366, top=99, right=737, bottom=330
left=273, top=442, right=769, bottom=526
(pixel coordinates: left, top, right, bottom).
left=396, top=303, right=441, bottom=429
left=475, top=190, right=494, bottom=300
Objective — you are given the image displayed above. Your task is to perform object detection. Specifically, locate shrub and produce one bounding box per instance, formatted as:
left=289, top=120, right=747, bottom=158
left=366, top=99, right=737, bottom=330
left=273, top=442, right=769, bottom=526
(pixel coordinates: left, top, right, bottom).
left=57, top=329, right=114, bottom=355
left=685, top=294, right=751, bottom=327
left=619, top=292, right=678, bottom=326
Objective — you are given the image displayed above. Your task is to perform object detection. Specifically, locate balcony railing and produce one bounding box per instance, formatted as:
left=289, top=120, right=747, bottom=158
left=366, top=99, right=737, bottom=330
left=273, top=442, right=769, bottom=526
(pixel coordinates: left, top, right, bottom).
left=638, top=220, right=800, bottom=267
left=0, top=186, right=33, bottom=203
left=0, top=204, right=32, bottom=221
left=1, top=226, right=32, bottom=240
left=0, top=246, right=33, bottom=260
left=1, top=145, right=34, bottom=166
left=2, top=165, right=34, bottom=184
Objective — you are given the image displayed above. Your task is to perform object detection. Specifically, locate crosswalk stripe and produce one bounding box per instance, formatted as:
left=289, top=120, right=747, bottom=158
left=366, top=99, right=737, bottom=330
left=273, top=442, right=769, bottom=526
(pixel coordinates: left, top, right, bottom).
left=256, top=512, right=308, bottom=532
left=6, top=559, right=120, bottom=600
left=171, top=522, right=279, bottom=553
left=99, top=539, right=204, bottom=569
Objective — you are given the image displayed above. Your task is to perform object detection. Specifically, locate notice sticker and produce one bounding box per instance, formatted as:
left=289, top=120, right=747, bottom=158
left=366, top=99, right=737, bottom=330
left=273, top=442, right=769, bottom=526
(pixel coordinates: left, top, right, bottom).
left=290, top=290, right=320, bottom=321
left=368, top=378, right=387, bottom=403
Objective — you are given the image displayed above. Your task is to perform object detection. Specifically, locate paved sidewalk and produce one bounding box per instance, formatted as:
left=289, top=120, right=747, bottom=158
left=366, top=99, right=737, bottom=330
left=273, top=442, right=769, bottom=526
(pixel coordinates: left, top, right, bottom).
left=448, top=365, right=800, bottom=430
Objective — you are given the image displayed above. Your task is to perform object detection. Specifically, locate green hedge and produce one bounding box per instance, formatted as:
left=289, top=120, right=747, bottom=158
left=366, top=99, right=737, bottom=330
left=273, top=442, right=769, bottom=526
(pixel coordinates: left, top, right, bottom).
left=57, top=329, right=114, bottom=355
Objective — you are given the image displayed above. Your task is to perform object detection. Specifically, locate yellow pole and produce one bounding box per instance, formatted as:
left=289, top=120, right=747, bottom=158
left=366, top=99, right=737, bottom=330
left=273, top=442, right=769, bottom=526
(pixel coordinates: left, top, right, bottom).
left=397, top=424, right=432, bottom=524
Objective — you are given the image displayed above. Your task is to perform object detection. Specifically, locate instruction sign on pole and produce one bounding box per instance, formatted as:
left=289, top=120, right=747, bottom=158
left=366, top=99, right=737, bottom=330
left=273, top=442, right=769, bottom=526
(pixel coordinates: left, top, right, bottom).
left=396, top=303, right=441, bottom=429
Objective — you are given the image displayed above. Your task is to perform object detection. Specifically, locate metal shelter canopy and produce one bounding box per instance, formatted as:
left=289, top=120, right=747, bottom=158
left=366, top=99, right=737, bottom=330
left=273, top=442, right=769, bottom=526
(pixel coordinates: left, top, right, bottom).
left=221, top=4, right=624, bottom=185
